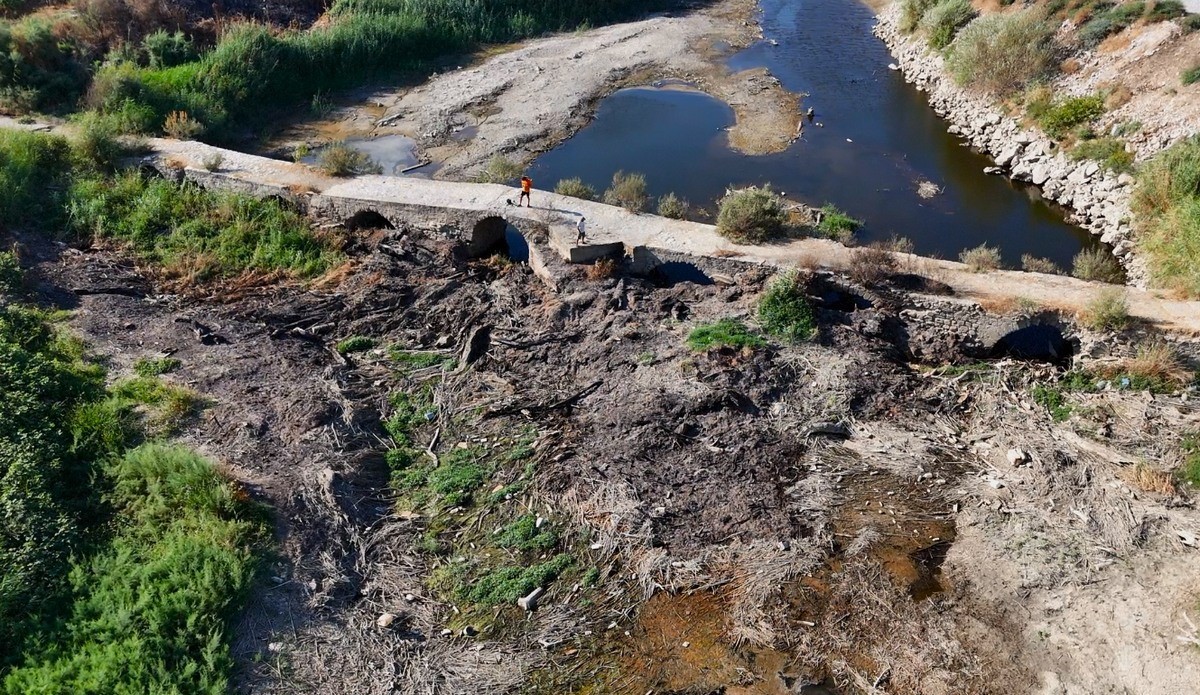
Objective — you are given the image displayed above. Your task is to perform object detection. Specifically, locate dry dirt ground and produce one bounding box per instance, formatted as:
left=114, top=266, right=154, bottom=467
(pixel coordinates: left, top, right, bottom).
left=14, top=212, right=1200, bottom=693
left=269, top=0, right=801, bottom=180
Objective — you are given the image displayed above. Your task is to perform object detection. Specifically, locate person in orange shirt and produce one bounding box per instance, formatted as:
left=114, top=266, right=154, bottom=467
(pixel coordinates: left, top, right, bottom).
left=518, top=176, right=533, bottom=207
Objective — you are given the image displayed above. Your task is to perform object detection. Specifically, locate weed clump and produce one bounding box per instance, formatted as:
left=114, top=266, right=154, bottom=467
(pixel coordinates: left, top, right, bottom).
left=1184, top=63, right=1200, bottom=86
left=112, top=376, right=203, bottom=434
left=477, top=155, right=522, bottom=184
left=716, top=186, right=786, bottom=243
left=657, top=192, right=689, bottom=219
left=1071, top=137, right=1134, bottom=173
left=849, top=246, right=899, bottom=285
left=1037, top=94, right=1105, bottom=139
left=464, top=554, right=573, bottom=606
left=1081, top=288, right=1130, bottom=331
left=816, top=204, right=862, bottom=244
left=919, top=0, right=977, bottom=49
left=959, top=244, right=1003, bottom=272
left=1071, top=247, right=1125, bottom=284
left=497, top=514, right=559, bottom=551
left=337, top=335, right=377, bottom=355
left=1134, top=135, right=1200, bottom=295
left=947, top=11, right=1058, bottom=95
left=133, top=356, right=181, bottom=377
left=758, top=271, right=816, bottom=342
left=554, top=177, right=597, bottom=200
left=686, top=319, right=766, bottom=351
left=1021, top=254, right=1062, bottom=274
left=603, top=170, right=649, bottom=212
left=319, top=142, right=383, bottom=177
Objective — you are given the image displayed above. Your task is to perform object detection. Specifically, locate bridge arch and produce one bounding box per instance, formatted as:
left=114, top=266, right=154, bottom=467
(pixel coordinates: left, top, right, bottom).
left=468, top=216, right=508, bottom=257
left=345, top=209, right=395, bottom=232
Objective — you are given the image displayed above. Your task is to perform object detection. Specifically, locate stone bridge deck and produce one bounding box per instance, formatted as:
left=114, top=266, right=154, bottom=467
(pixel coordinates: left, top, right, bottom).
left=148, top=137, right=1200, bottom=334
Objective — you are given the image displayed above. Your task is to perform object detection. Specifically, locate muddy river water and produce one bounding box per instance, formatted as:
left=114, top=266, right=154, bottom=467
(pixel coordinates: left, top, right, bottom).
left=531, top=0, right=1103, bottom=267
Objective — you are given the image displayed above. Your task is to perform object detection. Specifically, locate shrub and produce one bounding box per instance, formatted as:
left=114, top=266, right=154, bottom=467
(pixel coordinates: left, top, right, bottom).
left=0, top=250, right=18, bottom=292
left=959, top=244, right=1003, bottom=271
left=337, top=335, right=377, bottom=354
left=162, top=110, right=204, bottom=140
left=657, top=192, right=688, bottom=219
left=1071, top=247, right=1125, bottom=283
left=758, top=271, right=816, bottom=342
left=0, top=130, right=74, bottom=231
left=816, top=204, right=862, bottom=244
left=586, top=256, right=618, bottom=280
left=1071, top=137, right=1134, bottom=173
left=1037, top=94, right=1105, bottom=139
left=602, top=170, right=649, bottom=212
left=686, top=319, right=766, bottom=351
left=1183, top=14, right=1200, bottom=32
left=900, top=0, right=939, bottom=33
left=477, top=154, right=522, bottom=184
left=202, top=152, right=225, bottom=172
left=1184, top=64, right=1200, bottom=86
left=1021, top=254, right=1063, bottom=274
left=142, top=30, right=195, bottom=69
left=716, top=186, right=786, bottom=243
left=920, top=0, right=977, bottom=49
left=318, top=142, right=383, bottom=177
left=1081, top=287, right=1130, bottom=330
left=947, top=11, right=1058, bottom=95
left=850, top=246, right=899, bottom=285
left=553, top=177, right=596, bottom=200
left=70, top=111, right=131, bottom=171
left=1145, top=0, right=1186, bottom=22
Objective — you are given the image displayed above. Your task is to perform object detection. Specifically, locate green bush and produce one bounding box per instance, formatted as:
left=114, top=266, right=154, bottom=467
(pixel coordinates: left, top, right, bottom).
left=1071, top=247, right=1125, bottom=283
left=1182, top=14, right=1200, bottom=32
left=476, top=154, right=522, bottom=184
left=68, top=174, right=340, bottom=280
left=716, top=186, right=786, bottom=243
left=686, top=319, right=766, bottom=351
left=1071, top=137, right=1134, bottom=173
left=0, top=251, right=18, bottom=292
left=336, top=335, right=377, bottom=354
left=758, top=271, right=815, bottom=342
left=0, top=130, right=74, bottom=231
left=657, top=192, right=688, bottom=219
left=1082, top=288, right=1130, bottom=330
left=919, top=0, right=977, bottom=49
left=1021, top=254, right=1062, bottom=274
left=1037, top=94, right=1105, bottom=139
left=959, top=244, right=1003, bottom=271
left=1184, top=63, right=1200, bottom=86
left=602, top=170, right=648, bottom=212
left=318, top=142, right=383, bottom=177
left=142, top=30, right=196, bottom=69
left=947, top=11, right=1058, bottom=95
left=0, top=15, right=93, bottom=113
left=816, top=204, right=862, bottom=244
left=553, top=177, right=597, bottom=200
left=900, top=0, right=939, bottom=33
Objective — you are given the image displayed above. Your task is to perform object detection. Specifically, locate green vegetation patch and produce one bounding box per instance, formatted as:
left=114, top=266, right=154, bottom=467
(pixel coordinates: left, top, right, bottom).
left=816, top=204, right=862, bottom=243
left=337, top=335, right=377, bottom=355
left=1036, top=94, right=1106, bottom=139
left=463, top=554, right=574, bottom=606
left=1133, top=135, right=1200, bottom=296
left=919, top=0, right=977, bottom=49
left=947, top=11, right=1058, bottom=95
left=758, top=272, right=816, bottom=342
left=1180, top=434, right=1200, bottom=488
left=1032, top=383, right=1074, bottom=421
left=1184, top=64, right=1200, bottom=86
left=603, top=170, right=649, bottom=213
left=716, top=186, right=787, bottom=243
left=132, top=356, right=181, bottom=377
left=686, top=319, right=766, bottom=351
left=112, top=375, right=204, bottom=434
left=1070, top=137, right=1134, bottom=173
left=1078, top=1, right=1186, bottom=48
left=554, top=177, right=597, bottom=201
left=496, top=514, right=559, bottom=552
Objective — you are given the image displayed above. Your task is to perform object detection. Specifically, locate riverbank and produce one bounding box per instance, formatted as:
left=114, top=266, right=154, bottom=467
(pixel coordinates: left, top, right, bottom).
left=874, top=4, right=1151, bottom=286
left=265, top=0, right=802, bottom=180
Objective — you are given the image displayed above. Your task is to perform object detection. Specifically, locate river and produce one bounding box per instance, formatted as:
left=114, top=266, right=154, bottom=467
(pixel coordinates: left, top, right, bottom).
left=530, top=0, right=1103, bottom=267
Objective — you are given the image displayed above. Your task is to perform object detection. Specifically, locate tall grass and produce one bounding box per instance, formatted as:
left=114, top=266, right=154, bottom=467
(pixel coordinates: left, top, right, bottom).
left=89, top=0, right=683, bottom=140
left=1134, top=135, right=1200, bottom=295
left=918, top=0, right=977, bottom=50
left=947, top=10, right=1058, bottom=95
left=0, top=129, right=74, bottom=230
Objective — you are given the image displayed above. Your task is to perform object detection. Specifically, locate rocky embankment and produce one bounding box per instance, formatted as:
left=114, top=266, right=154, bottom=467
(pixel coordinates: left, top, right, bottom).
left=874, top=7, right=1148, bottom=285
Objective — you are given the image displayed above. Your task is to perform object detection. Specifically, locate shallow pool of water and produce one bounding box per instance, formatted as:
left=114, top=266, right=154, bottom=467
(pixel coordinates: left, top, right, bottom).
left=531, top=0, right=1102, bottom=267
left=304, top=135, right=435, bottom=177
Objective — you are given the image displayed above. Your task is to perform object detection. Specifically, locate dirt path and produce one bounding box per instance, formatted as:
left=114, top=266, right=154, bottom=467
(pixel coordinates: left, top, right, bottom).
left=268, top=0, right=801, bottom=180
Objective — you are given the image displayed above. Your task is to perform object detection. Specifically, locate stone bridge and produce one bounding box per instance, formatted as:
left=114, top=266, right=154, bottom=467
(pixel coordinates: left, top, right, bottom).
left=143, top=137, right=1200, bottom=334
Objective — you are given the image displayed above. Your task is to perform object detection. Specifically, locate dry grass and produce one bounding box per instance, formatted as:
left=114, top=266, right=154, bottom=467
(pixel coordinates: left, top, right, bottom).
left=1121, top=463, right=1178, bottom=495
left=1105, top=83, right=1133, bottom=110
left=1080, top=288, right=1130, bottom=331
left=959, top=244, right=1003, bottom=272
left=1061, top=57, right=1082, bottom=74
left=848, top=246, right=898, bottom=286
left=1122, top=340, right=1189, bottom=385
left=586, top=257, right=618, bottom=280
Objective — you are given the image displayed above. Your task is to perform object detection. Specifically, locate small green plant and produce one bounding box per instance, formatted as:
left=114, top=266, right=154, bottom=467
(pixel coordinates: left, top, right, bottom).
left=311, top=91, right=334, bottom=117
left=959, top=244, right=1003, bottom=272
left=111, top=376, right=203, bottom=434
left=1032, top=384, right=1073, bottom=421
left=496, top=514, right=559, bottom=551
left=292, top=143, right=311, bottom=162
left=657, top=192, right=689, bottom=219
left=1183, top=63, right=1200, bottom=86
left=716, top=186, right=787, bottom=243
left=686, top=319, right=766, bottom=351
left=1179, top=434, right=1200, bottom=488
left=582, top=566, right=601, bottom=588
left=1082, top=288, right=1130, bottom=331
left=463, top=554, right=573, bottom=606
left=1182, top=14, right=1200, bottom=33
left=132, top=356, right=181, bottom=377
left=900, top=0, right=939, bottom=33
left=336, top=335, right=377, bottom=355
left=319, top=142, right=383, bottom=177
left=1071, top=137, right=1134, bottom=173
left=427, top=446, right=487, bottom=507
left=478, top=155, right=522, bottom=184
left=758, top=271, right=816, bottom=342
left=388, top=347, right=454, bottom=371
left=162, top=110, right=204, bottom=140
left=1021, top=254, right=1062, bottom=274
left=142, top=30, right=196, bottom=69
left=816, top=204, right=862, bottom=244
left=553, top=177, right=597, bottom=200
left=0, top=250, right=20, bottom=292
left=1072, top=247, right=1125, bottom=284
left=602, top=170, right=649, bottom=212
left=1038, top=95, right=1106, bottom=139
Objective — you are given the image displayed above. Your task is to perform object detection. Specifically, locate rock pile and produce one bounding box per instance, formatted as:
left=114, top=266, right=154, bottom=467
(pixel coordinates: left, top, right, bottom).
left=874, top=8, right=1149, bottom=286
